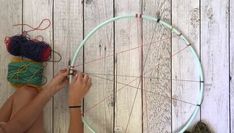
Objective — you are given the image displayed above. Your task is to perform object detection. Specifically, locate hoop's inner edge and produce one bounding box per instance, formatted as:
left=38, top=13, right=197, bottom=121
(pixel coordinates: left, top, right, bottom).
left=69, top=14, right=204, bottom=133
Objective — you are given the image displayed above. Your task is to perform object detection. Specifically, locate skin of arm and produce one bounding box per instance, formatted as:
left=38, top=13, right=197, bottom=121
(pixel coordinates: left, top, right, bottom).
left=69, top=109, right=83, bottom=133
left=3, top=88, right=54, bottom=133
left=0, top=69, right=68, bottom=133
left=68, top=73, right=92, bottom=133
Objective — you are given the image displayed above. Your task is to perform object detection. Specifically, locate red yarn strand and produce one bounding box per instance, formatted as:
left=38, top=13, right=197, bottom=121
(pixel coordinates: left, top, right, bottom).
left=13, top=19, right=51, bottom=34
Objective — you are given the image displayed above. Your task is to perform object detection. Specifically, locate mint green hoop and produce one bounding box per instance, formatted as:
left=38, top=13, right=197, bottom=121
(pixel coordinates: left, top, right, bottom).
left=69, top=14, right=204, bottom=133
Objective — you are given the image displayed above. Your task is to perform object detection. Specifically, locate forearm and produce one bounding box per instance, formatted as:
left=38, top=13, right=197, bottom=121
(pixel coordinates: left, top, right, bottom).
left=3, top=87, right=55, bottom=133
left=68, top=72, right=91, bottom=133
left=68, top=109, right=83, bottom=133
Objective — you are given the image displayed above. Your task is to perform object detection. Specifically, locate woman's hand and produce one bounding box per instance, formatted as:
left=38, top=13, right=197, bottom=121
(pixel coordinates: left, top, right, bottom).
left=68, top=73, right=92, bottom=106
left=45, top=68, right=68, bottom=94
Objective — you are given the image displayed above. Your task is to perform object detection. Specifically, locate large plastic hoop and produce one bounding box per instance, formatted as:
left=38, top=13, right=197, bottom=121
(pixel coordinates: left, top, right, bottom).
left=69, top=14, right=204, bottom=133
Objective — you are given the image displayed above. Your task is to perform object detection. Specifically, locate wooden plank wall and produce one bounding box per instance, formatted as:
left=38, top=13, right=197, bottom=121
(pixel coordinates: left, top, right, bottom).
left=23, top=0, right=54, bottom=132
left=231, top=0, right=234, bottom=131
left=0, top=0, right=233, bottom=132
left=114, top=0, right=142, bottom=133
left=0, top=0, right=21, bottom=121
left=201, top=0, right=230, bottom=132
left=142, top=0, right=172, bottom=132
left=172, top=0, right=200, bottom=131
left=53, top=0, right=83, bottom=132
left=83, top=0, right=114, bottom=132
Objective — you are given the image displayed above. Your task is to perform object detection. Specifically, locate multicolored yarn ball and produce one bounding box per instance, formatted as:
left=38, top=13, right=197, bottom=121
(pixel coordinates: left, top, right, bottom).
left=5, top=35, right=52, bottom=62
left=7, top=60, right=45, bottom=87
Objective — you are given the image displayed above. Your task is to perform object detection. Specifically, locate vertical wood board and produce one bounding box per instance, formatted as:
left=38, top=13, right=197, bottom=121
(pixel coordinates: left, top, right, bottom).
left=114, top=0, right=142, bottom=132
left=23, top=0, right=53, bottom=132
left=53, top=0, right=83, bottom=132
left=201, top=0, right=230, bottom=132
left=142, top=0, right=172, bottom=132
left=172, top=0, right=201, bottom=131
left=83, top=0, right=114, bottom=132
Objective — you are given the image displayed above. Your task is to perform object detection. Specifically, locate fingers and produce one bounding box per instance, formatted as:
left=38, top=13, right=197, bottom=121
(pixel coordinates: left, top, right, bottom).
left=77, top=72, right=83, bottom=81
left=58, top=69, right=68, bottom=83
left=55, top=68, right=68, bottom=78
left=72, top=70, right=78, bottom=76
left=60, top=68, right=68, bottom=76
left=71, top=72, right=82, bottom=84
left=74, top=72, right=91, bottom=85
left=84, top=74, right=89, bottom=83
left=71, top=73, right=78, bottom=84
left=62, top=79, right=69, bottom=86
left=87, top=78, right=92, bottom=88
left=59, top=68, right=79, bottom=76
left=60, top=68, right=67, bottom=72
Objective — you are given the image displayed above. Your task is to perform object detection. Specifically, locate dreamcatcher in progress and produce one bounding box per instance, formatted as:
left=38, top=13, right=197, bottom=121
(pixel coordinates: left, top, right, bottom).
left=68, top=14, right=204, bottom=133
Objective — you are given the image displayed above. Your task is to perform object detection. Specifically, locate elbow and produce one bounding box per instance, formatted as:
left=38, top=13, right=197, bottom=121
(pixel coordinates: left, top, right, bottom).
left=0, top=121, right=24, bottom=133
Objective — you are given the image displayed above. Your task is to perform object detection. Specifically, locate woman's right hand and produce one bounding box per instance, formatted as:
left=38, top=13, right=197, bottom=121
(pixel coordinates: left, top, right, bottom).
left=68, top=73, right=92, bottom=106
left=45, top=68, right=68, bottom=95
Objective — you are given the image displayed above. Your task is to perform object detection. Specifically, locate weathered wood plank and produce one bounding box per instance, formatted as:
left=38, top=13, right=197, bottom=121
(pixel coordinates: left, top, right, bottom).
left=172, top=0, right=200, bottom=132
left=114, top=1, right=142, bottom=132
left=0, top=0, right=22, bottom=112
left=83, top=0, right=114, bottom=132
left=230, top=0, right=234, bottom=131
left=142, top=0, right=172, bottom=132
left=53, top=0, right=83, bottom=132
left=23, top=0, right=53, bottom=132
left=201, top=0, right=230, bottom=132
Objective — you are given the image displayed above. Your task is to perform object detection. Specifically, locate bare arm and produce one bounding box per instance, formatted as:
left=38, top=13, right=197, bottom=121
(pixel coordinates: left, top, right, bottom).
left=68, top=73, right=91, bottom=133
left=2, top=88, right=55, bottom=133
left=0, top=69, right=68, bottom=133
left=69, top=109, right=83, bottom=133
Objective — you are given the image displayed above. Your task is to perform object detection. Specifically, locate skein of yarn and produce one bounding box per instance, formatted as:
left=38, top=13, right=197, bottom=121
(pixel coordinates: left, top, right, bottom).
left=5, top=35, right=28, bottom=56
left=5, top=35, right=52, bottom=62
left=7, top=61, right=45, bottom=86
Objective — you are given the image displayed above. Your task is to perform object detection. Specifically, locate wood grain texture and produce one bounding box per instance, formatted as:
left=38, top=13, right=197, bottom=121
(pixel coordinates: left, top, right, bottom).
left=0, top=1, right=233, bottom=133
left=83, top=0, right=114, bottom=132
left=114, top=1, right=142, bottom=133
left=23, top=0, right=53, bottom=132
left=142, top=0, right=172, bottom=132
left=230, top=0, right=233, bottom=131
left=53, top=0, right=83, bottom=132
left=201, top=0, right=230, bottom=132
left=143, top=0, right=172, bottom=133
left=172, top=0, right=200, bottom=132
left=0, top=0, right=22, bottom=112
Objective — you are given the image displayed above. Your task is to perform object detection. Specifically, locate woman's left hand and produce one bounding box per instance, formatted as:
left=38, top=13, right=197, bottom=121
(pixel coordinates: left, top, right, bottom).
left=45, top=68, right=68, bottom=94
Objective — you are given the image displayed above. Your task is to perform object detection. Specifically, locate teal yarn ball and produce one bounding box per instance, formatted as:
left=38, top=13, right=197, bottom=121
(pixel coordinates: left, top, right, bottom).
left=7, top=61, right=44, bottom=86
